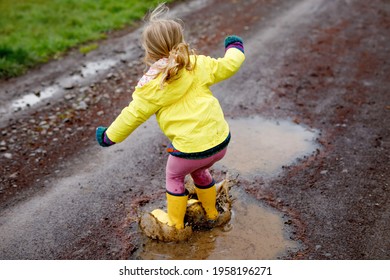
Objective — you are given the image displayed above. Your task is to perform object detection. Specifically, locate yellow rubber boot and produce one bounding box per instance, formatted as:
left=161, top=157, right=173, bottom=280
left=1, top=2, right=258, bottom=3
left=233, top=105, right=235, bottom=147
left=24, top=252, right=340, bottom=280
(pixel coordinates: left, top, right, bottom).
left=151, top=192, right=188, bottom=229
left=195, top=184, right=219, bottom=220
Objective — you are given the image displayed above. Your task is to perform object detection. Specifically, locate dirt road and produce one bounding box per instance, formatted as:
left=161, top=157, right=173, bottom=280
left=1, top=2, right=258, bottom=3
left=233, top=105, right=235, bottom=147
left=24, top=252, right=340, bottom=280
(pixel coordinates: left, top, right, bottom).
left=0, top=0, right=389, bottom=259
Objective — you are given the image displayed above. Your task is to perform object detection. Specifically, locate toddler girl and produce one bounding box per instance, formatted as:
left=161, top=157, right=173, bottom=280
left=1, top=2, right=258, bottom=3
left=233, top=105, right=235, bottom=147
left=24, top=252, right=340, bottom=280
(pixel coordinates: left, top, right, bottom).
left=96, top=3, right=245, bottom=234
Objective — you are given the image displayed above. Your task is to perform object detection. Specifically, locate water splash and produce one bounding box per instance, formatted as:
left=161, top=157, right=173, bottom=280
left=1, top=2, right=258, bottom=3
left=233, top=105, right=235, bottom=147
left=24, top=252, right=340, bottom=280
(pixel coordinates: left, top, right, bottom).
left=134, top=187, right=299, bottom=260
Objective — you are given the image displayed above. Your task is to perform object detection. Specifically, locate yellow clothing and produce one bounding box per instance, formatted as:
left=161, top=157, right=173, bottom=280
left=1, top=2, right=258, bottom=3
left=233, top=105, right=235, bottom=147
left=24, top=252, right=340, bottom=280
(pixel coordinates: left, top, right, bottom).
left=106, top=48, right=245, bottom=153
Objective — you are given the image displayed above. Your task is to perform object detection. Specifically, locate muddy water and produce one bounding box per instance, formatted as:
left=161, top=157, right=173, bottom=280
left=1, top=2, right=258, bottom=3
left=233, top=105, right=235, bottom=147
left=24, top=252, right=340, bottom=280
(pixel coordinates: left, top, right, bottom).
left=134, top=188, right=299, bottom=260
left=10, top=59, right=117, bottom=111
left=135, top=116, right=317, bottom=260
left=219, top=116, right=318, bottom=177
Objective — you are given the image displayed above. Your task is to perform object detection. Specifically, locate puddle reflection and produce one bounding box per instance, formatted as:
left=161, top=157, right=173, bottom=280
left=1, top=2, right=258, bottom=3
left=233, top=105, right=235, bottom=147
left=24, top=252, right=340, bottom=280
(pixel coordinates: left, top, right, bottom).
left=219, top=116, right=318, bottom=177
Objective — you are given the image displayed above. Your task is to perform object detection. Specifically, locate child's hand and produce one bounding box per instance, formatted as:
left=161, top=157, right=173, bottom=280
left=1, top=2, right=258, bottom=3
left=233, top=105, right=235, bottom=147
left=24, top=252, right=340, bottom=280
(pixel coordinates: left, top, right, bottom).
left=224, top=35, right=244, bottom=53
left=96, top=126, right=115, bottom=147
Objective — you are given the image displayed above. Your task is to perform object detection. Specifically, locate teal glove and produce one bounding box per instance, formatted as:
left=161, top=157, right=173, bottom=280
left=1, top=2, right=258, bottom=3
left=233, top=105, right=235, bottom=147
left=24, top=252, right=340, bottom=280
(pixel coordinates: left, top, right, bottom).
left=96, top=126, right=115, bottom=147
left=224, top=35, right=244, bottom=53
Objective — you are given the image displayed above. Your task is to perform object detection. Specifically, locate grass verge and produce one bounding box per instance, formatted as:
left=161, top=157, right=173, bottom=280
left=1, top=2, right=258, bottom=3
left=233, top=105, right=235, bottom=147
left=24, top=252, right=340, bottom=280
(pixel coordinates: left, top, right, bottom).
left=0, top=0, right=172, bottom=79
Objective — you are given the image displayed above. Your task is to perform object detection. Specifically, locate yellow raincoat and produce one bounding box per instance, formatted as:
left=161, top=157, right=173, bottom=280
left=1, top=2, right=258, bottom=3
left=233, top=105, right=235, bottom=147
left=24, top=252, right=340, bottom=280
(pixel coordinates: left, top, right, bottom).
left=106, top=47, right=245, bottom=153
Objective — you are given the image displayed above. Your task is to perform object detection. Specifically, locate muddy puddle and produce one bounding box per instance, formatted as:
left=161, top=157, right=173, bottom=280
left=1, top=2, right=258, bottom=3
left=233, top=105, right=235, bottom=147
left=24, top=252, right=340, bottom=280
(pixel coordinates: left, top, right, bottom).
left=133, top=187, right=300, bottom=260
left=219, top=116, right=319, bottom=177
left=133, top=116, right=318, bottom=260
left=10, top=59, right=117, bottom=111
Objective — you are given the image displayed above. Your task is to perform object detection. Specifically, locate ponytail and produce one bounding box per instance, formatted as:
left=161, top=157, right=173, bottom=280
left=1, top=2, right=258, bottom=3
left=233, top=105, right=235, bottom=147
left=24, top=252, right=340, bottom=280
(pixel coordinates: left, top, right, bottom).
left=142, top=3, right=196, bottom=88
left=159, top=42, right=194, bottom=88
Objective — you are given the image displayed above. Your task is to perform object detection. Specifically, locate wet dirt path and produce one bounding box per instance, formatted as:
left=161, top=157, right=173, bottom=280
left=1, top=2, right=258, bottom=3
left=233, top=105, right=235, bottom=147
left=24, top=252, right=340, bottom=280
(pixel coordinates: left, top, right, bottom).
left=1, top=0, right=389, bottom=260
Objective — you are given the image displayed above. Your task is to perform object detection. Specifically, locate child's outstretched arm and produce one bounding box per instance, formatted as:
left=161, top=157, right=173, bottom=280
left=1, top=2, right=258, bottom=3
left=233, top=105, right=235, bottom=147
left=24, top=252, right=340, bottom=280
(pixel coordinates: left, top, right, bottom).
left=96, top=94, right=159, bottom=147
left=206, top=35, right=245, bottom=85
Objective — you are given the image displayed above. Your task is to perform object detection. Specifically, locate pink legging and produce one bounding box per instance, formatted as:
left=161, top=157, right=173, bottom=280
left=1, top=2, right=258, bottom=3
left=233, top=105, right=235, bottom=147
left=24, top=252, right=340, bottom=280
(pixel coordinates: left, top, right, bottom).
left=166, top=148, right=227, bottom=194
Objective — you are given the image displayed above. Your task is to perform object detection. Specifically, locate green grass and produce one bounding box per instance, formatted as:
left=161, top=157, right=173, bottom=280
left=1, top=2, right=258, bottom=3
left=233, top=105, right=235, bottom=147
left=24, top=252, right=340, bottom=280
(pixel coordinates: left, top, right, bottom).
left=0, top=0, right=172, bottom=79
left=79, top=43, right=99, bottom=55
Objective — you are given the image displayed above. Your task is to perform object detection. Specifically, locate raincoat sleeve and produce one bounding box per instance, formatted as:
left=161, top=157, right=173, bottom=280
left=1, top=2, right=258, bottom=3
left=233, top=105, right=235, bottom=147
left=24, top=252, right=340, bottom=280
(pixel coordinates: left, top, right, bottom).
left=105, top=93, right=159, bottom=143
left=206, top=48, right=245, bottom=85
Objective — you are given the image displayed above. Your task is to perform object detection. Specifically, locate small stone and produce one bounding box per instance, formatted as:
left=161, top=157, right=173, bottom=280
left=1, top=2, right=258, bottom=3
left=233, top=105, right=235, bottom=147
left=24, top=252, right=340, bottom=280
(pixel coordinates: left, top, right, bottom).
left=64, top=94, right=74, bottom=100
left=61, top=80, right=75, bottom=90
left=9, top=172, right=18, bottom=179
left=320, top=170, right=328, bottom=175
left=107, top=72, right=115, bottom=79
left=76, top=101, right=88, bottom=110
left=3, top=153, right=12, bottom=159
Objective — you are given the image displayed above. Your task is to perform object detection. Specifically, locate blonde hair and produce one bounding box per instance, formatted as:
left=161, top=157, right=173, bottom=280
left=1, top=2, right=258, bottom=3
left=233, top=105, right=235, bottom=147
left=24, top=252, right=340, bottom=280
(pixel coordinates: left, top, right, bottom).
left=142, top=3, right=194, bottom=88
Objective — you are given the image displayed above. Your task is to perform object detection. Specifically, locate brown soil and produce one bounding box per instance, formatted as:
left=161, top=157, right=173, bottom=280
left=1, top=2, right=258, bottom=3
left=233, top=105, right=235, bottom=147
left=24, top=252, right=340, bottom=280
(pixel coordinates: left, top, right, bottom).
left=0, top=0, right=389, bottom=260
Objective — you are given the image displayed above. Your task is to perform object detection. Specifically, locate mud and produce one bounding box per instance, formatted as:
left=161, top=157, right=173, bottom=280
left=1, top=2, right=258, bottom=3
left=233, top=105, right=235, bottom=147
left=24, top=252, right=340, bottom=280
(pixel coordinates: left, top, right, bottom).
left=0, top=0, right=389, bottom=260
left=138, top=179, right=232, bottom=243
left=135, top=187, right=300, bottom=260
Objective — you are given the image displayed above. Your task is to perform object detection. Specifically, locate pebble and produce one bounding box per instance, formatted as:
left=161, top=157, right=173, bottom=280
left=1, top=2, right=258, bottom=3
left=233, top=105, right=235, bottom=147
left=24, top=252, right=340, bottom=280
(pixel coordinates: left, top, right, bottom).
left=76, top=101, right=88, bottom=110
left=106, top=72, right=115, bottom=79
left=64, top=94, right=75, bottom=100
left=9, top=172, right=18, bottom=179
left=320, top=170, right=328, bottom=175
left=3, top=153, right=12, bottom=159
left=61, top=80, right=75, bottom=90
